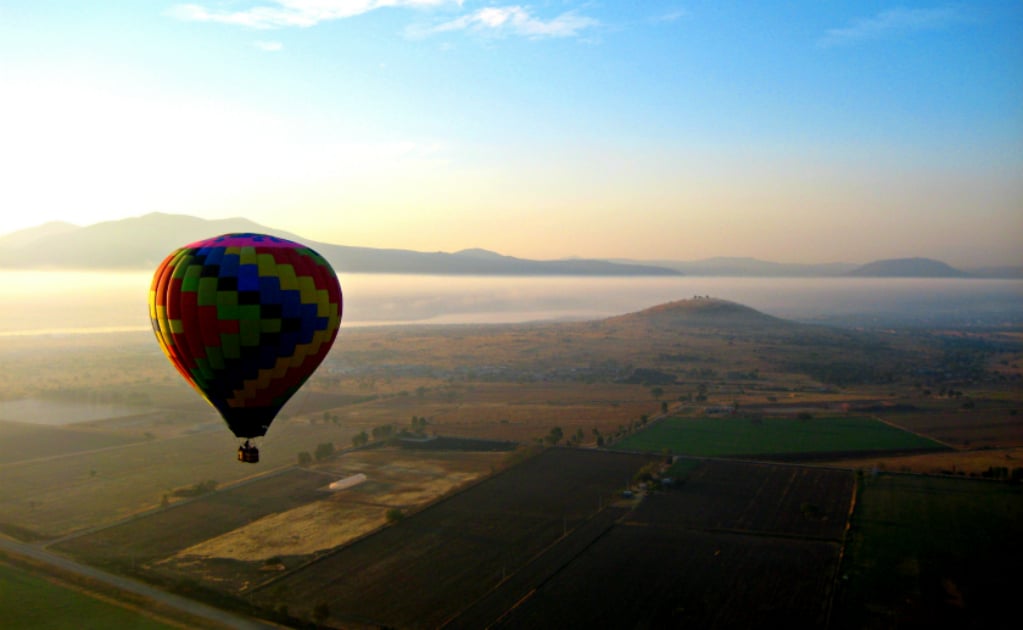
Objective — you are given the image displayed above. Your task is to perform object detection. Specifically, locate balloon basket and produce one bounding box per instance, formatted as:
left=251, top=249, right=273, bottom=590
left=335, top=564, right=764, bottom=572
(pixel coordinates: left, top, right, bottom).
left=237, top=444, right=260, bottom=463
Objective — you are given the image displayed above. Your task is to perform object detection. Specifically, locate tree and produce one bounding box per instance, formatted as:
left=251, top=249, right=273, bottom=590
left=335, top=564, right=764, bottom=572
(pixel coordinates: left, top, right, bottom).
left=315, top=442, right=335, bottom=460
left=297, top=451, right=312, bottom=466
left=650, top=386, right=664, bottom=400
left=544, top=426, right=564, bottom=446
left=351, top=431, right=369, bottom=448
left=410, top=416, right=428, bottom=434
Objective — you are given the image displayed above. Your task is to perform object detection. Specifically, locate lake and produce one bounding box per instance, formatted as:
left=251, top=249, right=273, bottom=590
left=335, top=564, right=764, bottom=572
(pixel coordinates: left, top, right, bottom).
left=0, top=271, right=1021, bottom=336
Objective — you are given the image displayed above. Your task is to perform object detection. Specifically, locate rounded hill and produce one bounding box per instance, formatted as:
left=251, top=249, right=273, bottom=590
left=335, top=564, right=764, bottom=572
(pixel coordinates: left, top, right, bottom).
left=846, top=257, right=968, bottom=278
left=602, top=297, right=787, bottom=330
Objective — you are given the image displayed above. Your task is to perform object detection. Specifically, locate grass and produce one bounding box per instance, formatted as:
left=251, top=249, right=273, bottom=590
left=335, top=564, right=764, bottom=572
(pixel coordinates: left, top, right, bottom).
left=833, top=474, right=1023, bottom=629
left=614, top=415, right=943, bottom=457
left=0, top=561, right=177, bottom=630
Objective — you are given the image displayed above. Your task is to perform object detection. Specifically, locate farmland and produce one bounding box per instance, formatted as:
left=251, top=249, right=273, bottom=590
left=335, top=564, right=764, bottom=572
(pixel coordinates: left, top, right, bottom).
left=0, top=298, right=1019, bottom=627
left=54, top=446, right=509, bottom=594
left=249, top=448, right=658, bottom=628
left=0, top=560, right=179, bottom=630
left=833, top=473, right=1023, bottom=629
left=451, top=459, right=854, bottom=629
left=614, top=415, right=948, bottom=459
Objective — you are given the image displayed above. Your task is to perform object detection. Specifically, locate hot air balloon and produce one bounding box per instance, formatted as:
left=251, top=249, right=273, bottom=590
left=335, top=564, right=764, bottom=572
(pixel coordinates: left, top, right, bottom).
left=149, top=233, right=342, bottom=463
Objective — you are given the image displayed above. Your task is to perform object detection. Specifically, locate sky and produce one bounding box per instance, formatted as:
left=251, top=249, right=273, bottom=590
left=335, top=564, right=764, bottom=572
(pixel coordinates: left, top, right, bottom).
left=1, top=1, right=1020, bottom=267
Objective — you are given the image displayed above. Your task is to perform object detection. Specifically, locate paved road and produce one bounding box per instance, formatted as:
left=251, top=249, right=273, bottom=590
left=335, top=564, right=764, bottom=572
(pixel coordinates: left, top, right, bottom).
left=0, top=535, right=279, bottom=630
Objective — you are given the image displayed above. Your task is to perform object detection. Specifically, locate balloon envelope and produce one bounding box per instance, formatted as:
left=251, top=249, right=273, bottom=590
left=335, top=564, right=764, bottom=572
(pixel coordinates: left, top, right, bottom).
left=149, top=233, right=342, bottom=439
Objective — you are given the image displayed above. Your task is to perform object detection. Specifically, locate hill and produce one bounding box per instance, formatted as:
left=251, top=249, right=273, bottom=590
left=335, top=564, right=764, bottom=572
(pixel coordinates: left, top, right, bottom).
left=594, top=297, right=939, bottom=385
left=846, top=257, right=969, bottom=278
left=0, top=221, right=80, bottom=250
left=0, top=213, right=678, bottom=276
left=602, top=297, right=790, bottom=331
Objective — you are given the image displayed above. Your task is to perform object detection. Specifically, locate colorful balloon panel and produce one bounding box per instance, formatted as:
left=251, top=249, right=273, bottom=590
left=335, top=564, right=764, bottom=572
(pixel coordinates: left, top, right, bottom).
left=149, top=233, right=342, bottom=438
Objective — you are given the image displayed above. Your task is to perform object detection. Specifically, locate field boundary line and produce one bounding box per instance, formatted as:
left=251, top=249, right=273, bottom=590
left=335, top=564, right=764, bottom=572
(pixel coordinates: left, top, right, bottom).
left=825, top=472, right=859, bottom=630
left=867, top=413, right=958, bottom=450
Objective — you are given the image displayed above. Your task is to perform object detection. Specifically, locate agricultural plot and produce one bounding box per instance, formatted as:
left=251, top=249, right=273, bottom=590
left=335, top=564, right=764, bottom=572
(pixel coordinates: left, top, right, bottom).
left=872, top=408, right=1023, bottom=449
left=458, top=460, right=853, bottom=629
left=337, top=380, right=662, bottom=445
left=0, top=414, right=368, bottom=539
left=153, top=447, right=507, bottom=592
left=0, top=560, right=177, bottom=630
left=833, top=473, right=1023, bottom=629
left=252, top=448, right=658, bottom=629
left=54, top=447, right=507, bottom=595
left=0, top=420, right=144, bottom=465
left=640, top=459, right=854, bottom=539
left=494, top=526, right=840, bottom=629
left=53, top=468, right=331, bottom=567
left=615, top=415, right=946, bottom=460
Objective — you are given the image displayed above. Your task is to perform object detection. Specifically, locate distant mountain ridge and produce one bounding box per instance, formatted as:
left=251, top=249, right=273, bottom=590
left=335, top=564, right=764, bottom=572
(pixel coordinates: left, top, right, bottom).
left=619, top=256, right=859, bottom=277
left=0, top=213, right=1014, bottom=277
left=0, top=213, right=677, bottom=276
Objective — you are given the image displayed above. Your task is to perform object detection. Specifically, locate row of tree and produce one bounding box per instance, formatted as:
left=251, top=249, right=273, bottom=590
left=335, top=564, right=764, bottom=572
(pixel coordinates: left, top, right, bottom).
left=298, top=415, right=435, bottom=465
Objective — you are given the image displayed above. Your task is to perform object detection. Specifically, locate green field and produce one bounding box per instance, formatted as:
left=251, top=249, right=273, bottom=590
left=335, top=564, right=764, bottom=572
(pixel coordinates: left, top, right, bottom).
left=833, top=474, right=1023, bottom=629
left=614, top=415, right=943, bottom=457
left=0, top=561, right=177, bottom=630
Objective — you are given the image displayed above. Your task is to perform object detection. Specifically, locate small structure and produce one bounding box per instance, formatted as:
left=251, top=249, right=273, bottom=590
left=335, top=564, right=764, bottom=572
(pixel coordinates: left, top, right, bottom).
left=329, top=473, right=368, bottom=491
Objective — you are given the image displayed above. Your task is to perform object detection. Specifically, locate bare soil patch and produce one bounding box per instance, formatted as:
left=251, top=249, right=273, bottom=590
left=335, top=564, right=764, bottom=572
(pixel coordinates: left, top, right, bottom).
left=167, top=448, right=505, bottom=565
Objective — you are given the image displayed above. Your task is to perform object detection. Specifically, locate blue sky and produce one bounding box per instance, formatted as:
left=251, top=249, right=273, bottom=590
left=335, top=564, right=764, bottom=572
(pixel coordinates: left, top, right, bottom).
left=1, top=1, right=1020, bottom=266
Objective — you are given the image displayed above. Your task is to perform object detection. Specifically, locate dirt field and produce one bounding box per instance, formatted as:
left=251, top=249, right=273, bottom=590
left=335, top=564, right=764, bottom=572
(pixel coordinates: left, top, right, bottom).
left=53, top=468, right=334, bottom=566
left=873, top=407, right=1023, bottom=449
left=253, top=452, right=847, bottom=630
left=818, top=446, right=1023, bottom=476
left=56, top=446, right=508, bottom=595
left=494, top=525, right=841, bottom=629
left=253, top=448, right=658, bottom=628
left=0, top=415, right=366, bottom=538
left=448, top=459, right=855, bottom=629
left=166, top=448, right=505, bottom=564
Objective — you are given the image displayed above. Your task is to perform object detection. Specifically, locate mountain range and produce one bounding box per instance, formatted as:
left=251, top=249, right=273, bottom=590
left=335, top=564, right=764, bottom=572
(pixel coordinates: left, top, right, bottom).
left=0, top=213, right=1018, bottom=278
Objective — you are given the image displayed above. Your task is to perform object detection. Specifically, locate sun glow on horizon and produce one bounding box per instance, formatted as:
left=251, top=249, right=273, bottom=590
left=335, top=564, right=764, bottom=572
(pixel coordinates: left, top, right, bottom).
left=0, top=2, right=1019, bottom=266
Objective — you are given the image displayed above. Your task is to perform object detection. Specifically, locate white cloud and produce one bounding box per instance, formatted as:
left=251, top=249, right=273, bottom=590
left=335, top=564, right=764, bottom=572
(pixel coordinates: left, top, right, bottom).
left=651, top=9, right=687, bottom=24
left=819, top=6, right=967, bottom=48
left=410, top=5, right=598, bottom=39
left=167, top=0, right=460, bottom=30
left=255, top=40, right=284, bottom=51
